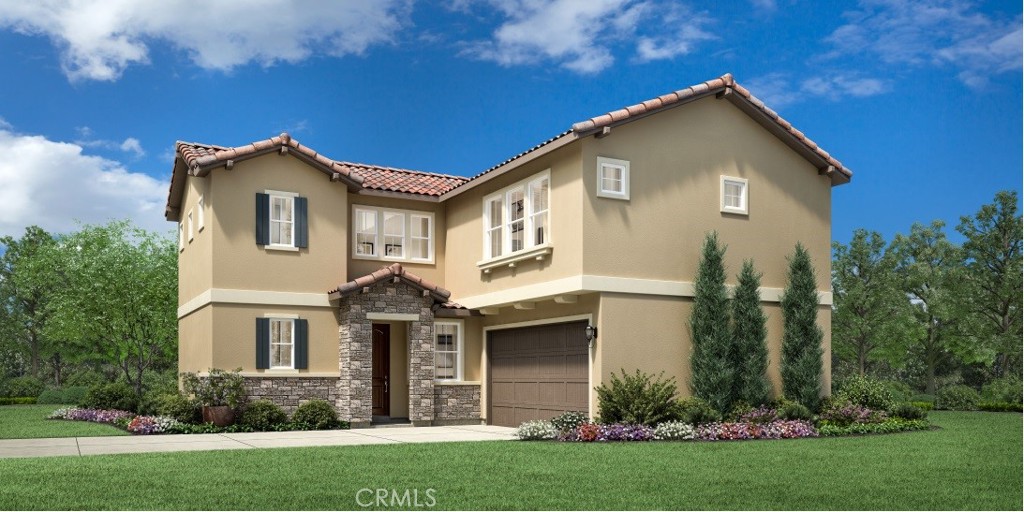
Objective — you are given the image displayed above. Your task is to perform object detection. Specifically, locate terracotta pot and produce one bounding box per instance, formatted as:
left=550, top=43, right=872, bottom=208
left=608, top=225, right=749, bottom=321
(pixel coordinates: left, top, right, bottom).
left=202, top=405, right=235, bottom=427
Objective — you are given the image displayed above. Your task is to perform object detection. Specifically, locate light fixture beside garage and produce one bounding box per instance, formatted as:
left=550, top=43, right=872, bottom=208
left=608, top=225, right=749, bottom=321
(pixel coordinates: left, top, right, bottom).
left=585, top=325, right=598, bottom=348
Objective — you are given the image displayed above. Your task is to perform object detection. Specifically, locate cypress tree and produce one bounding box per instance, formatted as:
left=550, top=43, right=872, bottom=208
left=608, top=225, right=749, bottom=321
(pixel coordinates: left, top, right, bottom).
left=730, top=260, right=772, bottom=406
left=780, top=243, right=824, bottom=409
left=689, top=232, right=733, bottom=413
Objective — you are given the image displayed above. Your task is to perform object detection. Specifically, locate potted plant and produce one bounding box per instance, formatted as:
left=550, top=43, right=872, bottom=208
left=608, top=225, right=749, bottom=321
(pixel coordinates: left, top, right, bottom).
left=181, top=368, right=245, bottom=427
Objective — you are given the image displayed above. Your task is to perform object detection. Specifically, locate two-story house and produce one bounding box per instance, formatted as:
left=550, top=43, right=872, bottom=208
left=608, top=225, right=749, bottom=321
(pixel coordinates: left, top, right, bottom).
left=166, top=74, right=851, bottom=428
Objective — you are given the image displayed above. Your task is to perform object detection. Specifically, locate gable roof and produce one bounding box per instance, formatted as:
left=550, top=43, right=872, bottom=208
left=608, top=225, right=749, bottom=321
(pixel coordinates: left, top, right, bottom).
left=328, top=263, right=451, bottom=302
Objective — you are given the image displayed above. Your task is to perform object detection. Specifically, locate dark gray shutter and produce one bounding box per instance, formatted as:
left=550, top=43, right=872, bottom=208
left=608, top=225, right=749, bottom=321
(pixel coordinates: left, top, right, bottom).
left=255, top=193, right=270, bottom=245
left=256, top=318, right=270, bottom=369
left=294, top=319, right=309, bottom=369
left=295, top=197, right=309, bottom=248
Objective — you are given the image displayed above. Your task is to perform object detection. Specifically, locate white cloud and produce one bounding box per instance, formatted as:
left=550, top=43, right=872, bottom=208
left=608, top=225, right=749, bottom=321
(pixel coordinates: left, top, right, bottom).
left=0, top=0, right=409, bottom=82
left=119, top=137, right=145, bottom=158
left=824, top=0, right=1022, bottom=87
left=71, top=127, right=146, bottom=157
left=746, top=72, right=889, bottom=108
left=0, top=124, right=168, bottom=238
left=462, top=0, right=714, bottom=74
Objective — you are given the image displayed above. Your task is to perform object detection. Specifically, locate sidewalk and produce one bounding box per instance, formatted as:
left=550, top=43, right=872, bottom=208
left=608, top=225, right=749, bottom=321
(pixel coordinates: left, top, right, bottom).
left=0, top=424, right=517, bottom=459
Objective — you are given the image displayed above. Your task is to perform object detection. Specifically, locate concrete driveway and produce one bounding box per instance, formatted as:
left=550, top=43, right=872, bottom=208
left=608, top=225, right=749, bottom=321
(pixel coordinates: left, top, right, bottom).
left=0, top=424, right=516, bottom=459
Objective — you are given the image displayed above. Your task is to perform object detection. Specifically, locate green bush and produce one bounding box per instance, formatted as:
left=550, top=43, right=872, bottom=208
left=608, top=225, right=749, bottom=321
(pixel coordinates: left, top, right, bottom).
left=81, top=382, right=139, bottom=412
left=292, top=399, right=340, bottom=429
left=777, top=399, right=814, bottom=421
left=726, top=401, right=753, bottom=422
left=834, top=375, right=896, bottom=411
left=0, top=397, right=37, bottom=405
left=550, top=411, right=588, bottom=432
left=910, top=401, right=934, bottom=411
left=154, top=393, right=201, bottom=424
left=36, top=389, right=66, bottom=404
left=981, top=377, right=1022, bottom=405
left=240, top=400, right=289, bottom=430
left=64, top=369, right=109, bottom=387
left=817, top=418, right=930, bottom=437
left=891, top=402, right=928, bottom=420
left=978, top=401, right=1023, bottom=412
left=936, top=385, right=980, bottom=411
left=676, top=397, right=721, bottom=425
left=181, top=368, right=245, bottom=408
left=880, top=380, right=914, bottom=402
left=3, top=376, right=44, bottom=398
left=62, top=386, right=89, bottom=405
left=595, top=369, right=680, bottom=426
left=910, top=394, right=936, bottom=404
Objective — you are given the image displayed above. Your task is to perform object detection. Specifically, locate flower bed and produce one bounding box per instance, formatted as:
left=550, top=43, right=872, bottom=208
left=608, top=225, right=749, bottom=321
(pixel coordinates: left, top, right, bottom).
left=694, top=420, right=818, bottom=441
left=817, top=418, right=931, bottom=437
left=48, top=407, right=349, bottom=435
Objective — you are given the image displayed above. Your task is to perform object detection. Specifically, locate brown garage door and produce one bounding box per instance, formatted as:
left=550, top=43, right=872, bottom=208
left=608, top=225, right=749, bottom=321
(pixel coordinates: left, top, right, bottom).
left=488, top=321, right=589, bottom=427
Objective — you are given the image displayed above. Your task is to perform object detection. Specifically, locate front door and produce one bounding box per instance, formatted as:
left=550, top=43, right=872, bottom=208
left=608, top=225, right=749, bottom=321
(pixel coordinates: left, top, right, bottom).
left=371, top=324, right=390, bottom=417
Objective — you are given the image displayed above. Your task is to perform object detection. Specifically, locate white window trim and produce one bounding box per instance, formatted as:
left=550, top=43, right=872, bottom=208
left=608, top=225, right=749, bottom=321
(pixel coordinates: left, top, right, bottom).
left=197, top=196, right=205, bottom=232
left=178, top=223, right=184, bottom=252
left=480, top=169, right=551, bottom=264
left=187, top=210, right=194, bottom=242
left=351, top=206, right=435, bottom=264
left=433, top=320, right=464, bottom=382
left=265, top=189, right=297, bottom=248
left=720, top=175, right=749, bottom=215
left=596, top=157, right=630, bottom=200
left=268, top=317, right=296, bottom=370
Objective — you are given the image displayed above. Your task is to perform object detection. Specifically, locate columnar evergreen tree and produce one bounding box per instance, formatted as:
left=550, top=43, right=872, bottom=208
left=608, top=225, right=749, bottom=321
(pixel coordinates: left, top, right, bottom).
left=780, top=243, right=824, bottom=409
left=689, top=232, right=733, bottom=413
left=730, top=260, right=772, bottom=406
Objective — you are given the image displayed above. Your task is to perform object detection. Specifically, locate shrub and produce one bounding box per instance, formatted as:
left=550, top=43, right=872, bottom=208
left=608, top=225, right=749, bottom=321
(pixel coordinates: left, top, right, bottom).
left=654, top=421, right=695, bottom=440
left=936, top=385, right=980, bottom=411
left=817, top=418, right=929, bottom=437
left=978, top=401, right=1023, bottom=412
left=777, top=400, right=814, bottom=421
left=81, top=382, right=139, bottom=412
left=515, top=420, right=557, bottom=440
left=981, top=377, right=1023, bottom=405
left=181, top=368, right=245, bottom=408
left=780, top=243, right=824, bottom=410
left=292, top=399, right=340, bottom=429
left=818, top=402, right=886, bottom=427
left=595, top=369, right=680, bottom=426
left=880, top=380, right=914, bottom=402
left=910, top=401, right=934, bottom=411
left=240, top=400, right=288, bottom=430
left=676, top=397, right=722, bottom=425
left=891, top=402, right=928, bottom=420
left=154, top=393, right=201, bottom=424
left=834, top=375, right=896, bottom=411
left=910, top=393, right=935, bottom=404
left=62, top=386, right=89, bottom=405
left=36, top=389, right=66, bottom=404
left=727, top=401, right=753, bottom=422
left=550, top=411, right=588, bottom=433
left=0, top=397, right=37, bottom=405
left=37, top=386, right=91, bottom=405
left=3, top=376, right=44, bottom=398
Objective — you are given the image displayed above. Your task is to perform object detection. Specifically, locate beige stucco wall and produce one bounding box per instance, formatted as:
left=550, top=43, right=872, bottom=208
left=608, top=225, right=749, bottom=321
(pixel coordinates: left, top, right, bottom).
left=580, top=95, right=832, bottom=291
left=208, top=303, right=340, bottom=373
left=443, top=143, right=584, bottom=299
left=347, top=193, right=446, bottom=285
left=177, top=174, right=212, bottom=304
left=178, top=304, right=213, bottom=373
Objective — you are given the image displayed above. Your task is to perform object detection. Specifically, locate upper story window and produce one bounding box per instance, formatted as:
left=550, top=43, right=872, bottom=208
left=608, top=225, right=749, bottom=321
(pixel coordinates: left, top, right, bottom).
left=483, top=170, right=550, bottom=260
left=178, top=223, right=185, bottom=252
left=256, top=191, right=308, bottom=250
left=197, top=196, right=205, bottom=231
left=596, top=157, right=630, bottom=200
left=187, top=210, right=195, bottom=242
left=352, top=206, right=434, bottom=263
left=434, top=321, right=462, bottom=381
left=720, top=176, right=748, bottom=215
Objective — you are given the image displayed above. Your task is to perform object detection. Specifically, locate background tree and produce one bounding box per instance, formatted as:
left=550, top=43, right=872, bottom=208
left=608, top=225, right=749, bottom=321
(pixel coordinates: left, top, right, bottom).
left=42, top=221, right=177, bottom=398
left=689, top=232, right=733, bottom=413
left=781, top=243, right=824, bottom=409
left=831, top=229, right=918, bottom=377
left=0, top=226, right=58, bottom=379
left=730, top=260, right=771, bottom=406
left=954, top=190, right=1023, bottom=378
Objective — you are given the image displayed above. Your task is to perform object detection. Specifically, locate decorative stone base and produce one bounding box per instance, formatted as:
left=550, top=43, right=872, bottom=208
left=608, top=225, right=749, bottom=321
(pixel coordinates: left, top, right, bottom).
left=242, top=376, right=339, bottom=414
left=433, top=384, right=481, bottom=422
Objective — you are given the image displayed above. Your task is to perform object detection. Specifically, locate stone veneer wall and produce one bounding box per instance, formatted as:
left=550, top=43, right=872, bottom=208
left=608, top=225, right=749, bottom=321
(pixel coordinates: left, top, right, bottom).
left=338, top=280, right=436, bottom=426
left=242, top=376, right=339, bottom=415
left=433, top=384, right=481, bottom=424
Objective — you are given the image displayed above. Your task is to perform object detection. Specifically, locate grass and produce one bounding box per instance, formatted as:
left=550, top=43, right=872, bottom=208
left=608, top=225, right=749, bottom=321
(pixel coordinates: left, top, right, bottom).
left=0, top=405, right=127, bottom=439
left=0, top=411, right=1020, bottom=510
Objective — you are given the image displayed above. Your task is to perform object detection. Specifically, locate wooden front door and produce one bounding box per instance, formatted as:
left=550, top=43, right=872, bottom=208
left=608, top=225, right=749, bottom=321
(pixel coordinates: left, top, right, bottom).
left=371, top=324, right=390, bottom=417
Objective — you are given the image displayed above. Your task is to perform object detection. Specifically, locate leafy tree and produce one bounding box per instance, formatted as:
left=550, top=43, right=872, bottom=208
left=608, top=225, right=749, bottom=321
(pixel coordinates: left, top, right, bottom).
left=831, top=229, right=919, bottom=376
left=0, top=226, right=58, bottom=379
left=955, top=190, right=1023, bottom=378
left=781, top=243, right=824, bottom=409
left=730, top=260, right=771, bottom=406
left=689, top=232, right=734, bottom=413
left=42, top=221, right=177, bottom=397
left=892, top=221, right=964, bottom=395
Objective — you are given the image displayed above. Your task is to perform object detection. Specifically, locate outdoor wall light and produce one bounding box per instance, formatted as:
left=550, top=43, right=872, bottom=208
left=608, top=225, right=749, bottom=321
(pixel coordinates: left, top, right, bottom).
left=585, top=325, right=598, bottom=348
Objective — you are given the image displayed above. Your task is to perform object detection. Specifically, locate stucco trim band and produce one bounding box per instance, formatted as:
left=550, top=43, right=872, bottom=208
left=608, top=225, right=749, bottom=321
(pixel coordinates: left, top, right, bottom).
left=178, top=288, right=332, bottom=318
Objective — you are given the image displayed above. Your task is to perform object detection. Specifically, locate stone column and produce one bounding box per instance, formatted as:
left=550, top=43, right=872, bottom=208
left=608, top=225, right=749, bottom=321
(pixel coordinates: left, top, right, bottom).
left=338, top=302, right=372, bottom=427
left=408, top=304, right=436, bottom=425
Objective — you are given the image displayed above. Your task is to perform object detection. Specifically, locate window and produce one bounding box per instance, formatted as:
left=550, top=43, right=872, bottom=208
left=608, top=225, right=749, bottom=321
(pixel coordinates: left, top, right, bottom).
left=270, top=195, right=294, bottom=246
left=721, top=176, right=748, bottom=215
left=352, top=206, right=434, bottom=263
left=433, top=322, right=462, bottom=381
left=197, top=196, right=205, bottom=231
left=187, top=210, right=194, bottom=242
left=256, top=191, right=307, bottom=249
left=596, top=157, right=630, bottom=200
left=269, top=318, right=294, bottom=369
left=482, top=170, right=551, bottom=260
left=178, top=223, right=184, bottom=252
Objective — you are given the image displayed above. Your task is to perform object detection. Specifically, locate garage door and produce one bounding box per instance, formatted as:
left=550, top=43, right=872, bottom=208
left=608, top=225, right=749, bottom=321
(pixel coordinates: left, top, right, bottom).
left=488, top=321, right=589, bottom=427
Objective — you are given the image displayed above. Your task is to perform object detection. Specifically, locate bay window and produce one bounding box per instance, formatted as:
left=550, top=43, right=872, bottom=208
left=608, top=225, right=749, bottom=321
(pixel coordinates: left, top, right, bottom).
left=352, top=206, right=434, bottom=263
left=482, top=170, right=551, bottom=260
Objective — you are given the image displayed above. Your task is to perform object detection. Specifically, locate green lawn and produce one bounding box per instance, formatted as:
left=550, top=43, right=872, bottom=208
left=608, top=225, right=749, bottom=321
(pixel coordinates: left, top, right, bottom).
left=0, top=411, right=1020, bottom=510
left=0, top=405, right=127, bottom=439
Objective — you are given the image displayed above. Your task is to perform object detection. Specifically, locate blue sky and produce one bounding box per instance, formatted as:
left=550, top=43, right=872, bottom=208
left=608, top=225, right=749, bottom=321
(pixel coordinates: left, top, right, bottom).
left=0, top=0, right=1020, bottom=245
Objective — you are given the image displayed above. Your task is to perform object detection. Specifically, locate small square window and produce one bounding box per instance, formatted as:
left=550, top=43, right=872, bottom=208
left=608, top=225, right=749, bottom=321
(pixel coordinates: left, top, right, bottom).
left=721, top=176, right=748, bottom=215
left=596, top=157, right=630, bottom=200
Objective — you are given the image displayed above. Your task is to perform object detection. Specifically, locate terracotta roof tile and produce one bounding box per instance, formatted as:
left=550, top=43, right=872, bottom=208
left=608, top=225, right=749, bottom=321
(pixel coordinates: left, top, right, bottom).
left=328, top=263, right=451, bottom=302
left=339, top=162, right=468, bottom=197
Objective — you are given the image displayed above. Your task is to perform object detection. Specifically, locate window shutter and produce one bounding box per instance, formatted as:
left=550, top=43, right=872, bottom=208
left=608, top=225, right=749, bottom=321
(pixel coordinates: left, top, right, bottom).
left=295, top=196, right=309, bottom=248
left=255, top=193, right=270, bottom=245
left=255, top=318, right=270, bottom=369
left=294, top=319, right=309, bottom=370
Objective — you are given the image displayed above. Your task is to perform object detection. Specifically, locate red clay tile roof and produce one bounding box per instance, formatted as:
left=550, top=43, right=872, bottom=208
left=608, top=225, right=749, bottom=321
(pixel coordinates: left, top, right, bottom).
left=336, top=162, right=468, bottom=197
left=328, top=263, right=451, bottom=302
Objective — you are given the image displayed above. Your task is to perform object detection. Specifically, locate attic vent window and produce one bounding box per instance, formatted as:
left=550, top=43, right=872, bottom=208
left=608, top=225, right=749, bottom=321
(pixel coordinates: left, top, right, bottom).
left=721, top=176, right=748, bottom=215
left=596, top=157, right=630, bottom=200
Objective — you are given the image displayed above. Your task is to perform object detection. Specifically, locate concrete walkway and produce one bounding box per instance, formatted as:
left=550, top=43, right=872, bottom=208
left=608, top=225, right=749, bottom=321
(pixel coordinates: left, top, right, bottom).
left=0, top=424, right=517, bottom=459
